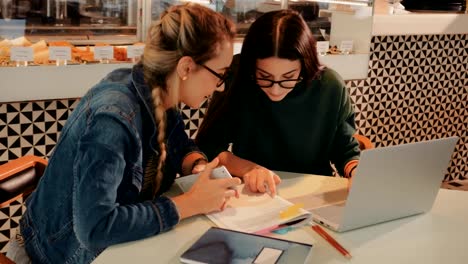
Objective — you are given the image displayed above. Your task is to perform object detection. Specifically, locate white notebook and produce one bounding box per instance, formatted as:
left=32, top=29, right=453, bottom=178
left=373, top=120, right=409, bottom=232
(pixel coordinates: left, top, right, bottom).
left=175, top=171, right=312, bottom=234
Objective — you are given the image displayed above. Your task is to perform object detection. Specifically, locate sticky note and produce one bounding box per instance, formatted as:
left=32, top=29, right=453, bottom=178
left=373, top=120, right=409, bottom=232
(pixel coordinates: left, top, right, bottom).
left=279, top=203, right=304, bottom=219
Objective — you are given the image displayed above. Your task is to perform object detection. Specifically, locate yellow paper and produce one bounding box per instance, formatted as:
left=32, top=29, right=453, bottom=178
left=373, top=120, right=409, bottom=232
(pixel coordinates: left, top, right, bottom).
left=279, top=203, right=304, bottom=219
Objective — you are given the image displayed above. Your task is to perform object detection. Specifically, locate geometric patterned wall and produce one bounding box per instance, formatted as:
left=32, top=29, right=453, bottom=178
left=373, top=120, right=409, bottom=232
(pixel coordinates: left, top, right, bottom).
left=0, top=100, right=80, bottom=255
left=348, top=34, right=467, bottom=181
left=0, top=33, right=467, bottom=254
left=0, top=100, right=80, bottom=162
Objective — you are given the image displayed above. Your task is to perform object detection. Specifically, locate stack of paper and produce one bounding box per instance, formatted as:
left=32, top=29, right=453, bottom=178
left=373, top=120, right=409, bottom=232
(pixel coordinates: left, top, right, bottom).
left=175, top=173, right=312, bottom=234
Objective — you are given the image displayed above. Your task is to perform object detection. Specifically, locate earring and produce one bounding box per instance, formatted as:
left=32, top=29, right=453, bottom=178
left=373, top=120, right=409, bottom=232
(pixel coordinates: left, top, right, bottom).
left=182, top=76, right=188, bottom=81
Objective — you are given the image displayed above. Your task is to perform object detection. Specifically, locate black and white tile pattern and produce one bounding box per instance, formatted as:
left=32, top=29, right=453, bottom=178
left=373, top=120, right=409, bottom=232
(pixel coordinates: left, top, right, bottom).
left=0, top=100, right=80, bottom=162
left=349, top=34, right=468, bottom=181
left=1, top=33, right=467, bottom=254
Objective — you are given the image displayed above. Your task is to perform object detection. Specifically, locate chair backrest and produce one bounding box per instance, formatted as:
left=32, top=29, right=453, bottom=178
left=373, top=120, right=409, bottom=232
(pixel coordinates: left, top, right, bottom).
left=0, top=253, right=15, bottom=264
left=0, top=252, right=15, bottom=264
left=354, top=134, right=374, bottom=150
left=0, top=156, right=48, bottom=208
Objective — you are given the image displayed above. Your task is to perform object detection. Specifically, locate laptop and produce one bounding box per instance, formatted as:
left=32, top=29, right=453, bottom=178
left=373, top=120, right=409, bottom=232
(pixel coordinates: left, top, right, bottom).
left=311, top=136, right=459, bottom=232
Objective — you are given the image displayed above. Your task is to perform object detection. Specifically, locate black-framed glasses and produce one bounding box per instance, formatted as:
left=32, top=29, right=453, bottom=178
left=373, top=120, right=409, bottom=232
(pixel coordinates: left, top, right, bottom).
left=199, top=64, right=231, bottom=88
left=254, top=76, right=303, bottom=89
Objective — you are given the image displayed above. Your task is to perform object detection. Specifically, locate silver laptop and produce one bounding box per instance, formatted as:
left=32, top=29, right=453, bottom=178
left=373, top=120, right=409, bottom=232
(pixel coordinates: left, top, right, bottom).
left=311, top=136, right=458, bottom=232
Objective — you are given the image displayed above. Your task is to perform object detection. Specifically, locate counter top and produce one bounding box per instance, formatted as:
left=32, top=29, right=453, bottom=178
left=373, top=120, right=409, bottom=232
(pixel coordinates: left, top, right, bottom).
left=372, top=0, right=468, bottom=36
left=373, top=13, right=468, bottom=36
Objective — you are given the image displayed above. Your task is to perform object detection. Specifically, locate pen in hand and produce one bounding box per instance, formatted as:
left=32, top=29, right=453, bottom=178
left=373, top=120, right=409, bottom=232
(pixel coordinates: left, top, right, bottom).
left=311, top=225, right=352, bottom=259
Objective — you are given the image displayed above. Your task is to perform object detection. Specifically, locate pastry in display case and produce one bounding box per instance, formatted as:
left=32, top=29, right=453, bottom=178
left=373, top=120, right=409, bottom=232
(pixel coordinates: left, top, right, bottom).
left=0, top=0, right=144, bottom=66
left=0, top=35, right=145, bottom=66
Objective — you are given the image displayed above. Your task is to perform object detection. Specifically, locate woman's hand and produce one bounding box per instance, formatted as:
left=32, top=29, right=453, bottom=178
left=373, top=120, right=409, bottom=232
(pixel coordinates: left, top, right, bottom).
left=177, top=158, right=241, bottom=218
left=191, top=162, right=206, bottom=174
left=243, top=166, right=281, bottom=197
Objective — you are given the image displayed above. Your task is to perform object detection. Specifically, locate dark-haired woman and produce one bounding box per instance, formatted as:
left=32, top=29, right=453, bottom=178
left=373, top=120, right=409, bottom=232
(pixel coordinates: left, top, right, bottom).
left=197, top=10, right=360, bottom=197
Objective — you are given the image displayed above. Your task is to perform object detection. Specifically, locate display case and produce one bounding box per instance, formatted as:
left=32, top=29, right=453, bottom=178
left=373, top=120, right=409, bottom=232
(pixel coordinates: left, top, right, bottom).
left=159, top=1, right=375, bottom=81
left=149, top=1, right=373, bottom=43
left=0, top=0, right=374, bottom=63
left=0, top=0, right=373, bottom=45
left=0, top=0, right=140, bottom=44
left=149, top=0, right=374, bottom=80
left=1, top=0, right=375, bottom=103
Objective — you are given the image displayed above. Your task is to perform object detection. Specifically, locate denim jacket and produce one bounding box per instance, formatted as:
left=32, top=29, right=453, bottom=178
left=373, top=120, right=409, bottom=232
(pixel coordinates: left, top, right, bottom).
left=20, top=64, right=201, bottom=263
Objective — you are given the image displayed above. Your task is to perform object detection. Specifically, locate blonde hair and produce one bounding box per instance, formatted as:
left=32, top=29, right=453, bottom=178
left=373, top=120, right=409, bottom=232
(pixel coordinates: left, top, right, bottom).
left=142, top=3, right=235, bottom=196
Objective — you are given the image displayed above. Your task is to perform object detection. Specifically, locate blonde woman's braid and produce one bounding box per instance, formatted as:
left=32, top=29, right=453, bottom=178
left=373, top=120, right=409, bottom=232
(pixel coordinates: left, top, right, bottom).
left=151, top=88, right=167, bottom=196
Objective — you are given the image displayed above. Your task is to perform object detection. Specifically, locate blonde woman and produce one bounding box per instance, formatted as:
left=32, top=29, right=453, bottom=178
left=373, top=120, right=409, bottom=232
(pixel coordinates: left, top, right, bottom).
left=8, top=4, right=239, bottom=264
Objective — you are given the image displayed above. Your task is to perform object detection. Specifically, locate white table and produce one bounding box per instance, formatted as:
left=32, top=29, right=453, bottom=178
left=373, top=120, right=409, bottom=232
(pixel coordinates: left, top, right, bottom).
left=93, top=172, right=468, bottom=264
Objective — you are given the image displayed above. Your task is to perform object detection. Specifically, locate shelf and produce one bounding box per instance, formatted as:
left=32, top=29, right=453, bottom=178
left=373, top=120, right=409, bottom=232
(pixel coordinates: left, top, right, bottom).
left=0, top=63, right=134, bottom=103
left=372, top=13, right=468, bottom=35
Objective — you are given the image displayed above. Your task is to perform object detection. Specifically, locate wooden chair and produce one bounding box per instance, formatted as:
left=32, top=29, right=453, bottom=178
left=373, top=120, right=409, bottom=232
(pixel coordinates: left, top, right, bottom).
left=0, top=252, right=15, bottom=263
left=0, top=155, right=48, bottom=262
left=0, top=155, right=47, bottom=207
left=354, top=134, right=374, bottom=150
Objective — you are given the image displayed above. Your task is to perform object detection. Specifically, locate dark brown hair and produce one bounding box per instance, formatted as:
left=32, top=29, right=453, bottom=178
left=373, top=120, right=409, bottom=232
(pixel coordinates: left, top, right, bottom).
left=197, top=9, right=321, bottom=145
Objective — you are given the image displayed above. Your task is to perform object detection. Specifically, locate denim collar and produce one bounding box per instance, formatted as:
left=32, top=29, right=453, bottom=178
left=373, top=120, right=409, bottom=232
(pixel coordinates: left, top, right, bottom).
left=131, top=63, right=156, bottom=124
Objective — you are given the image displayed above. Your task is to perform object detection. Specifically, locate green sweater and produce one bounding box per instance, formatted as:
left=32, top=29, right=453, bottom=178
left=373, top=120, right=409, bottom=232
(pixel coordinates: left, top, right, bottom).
left=198, top=68, right=360, bottom=177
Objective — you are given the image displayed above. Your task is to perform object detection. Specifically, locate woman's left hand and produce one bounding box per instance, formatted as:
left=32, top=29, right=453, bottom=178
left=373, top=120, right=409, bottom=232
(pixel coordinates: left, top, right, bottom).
left=192, top=163, right=207, bottom=174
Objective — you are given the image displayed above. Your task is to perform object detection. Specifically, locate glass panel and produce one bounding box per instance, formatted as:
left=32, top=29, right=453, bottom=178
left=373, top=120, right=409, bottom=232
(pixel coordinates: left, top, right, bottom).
left=287, top=0, right=373, bottom=55
left=0, top=0, right=139, bottom=45
left=149, top=1, right=372, bottom=45
left=147, top=0, right=374, bottom=79
left=150, top=0, right=284, bottom=37
left=217, top=0, right=284, bottom=36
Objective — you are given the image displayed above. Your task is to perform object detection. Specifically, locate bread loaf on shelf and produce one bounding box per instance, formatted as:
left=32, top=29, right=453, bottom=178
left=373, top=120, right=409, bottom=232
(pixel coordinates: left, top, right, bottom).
left=0, top=37, right=145, bottom=66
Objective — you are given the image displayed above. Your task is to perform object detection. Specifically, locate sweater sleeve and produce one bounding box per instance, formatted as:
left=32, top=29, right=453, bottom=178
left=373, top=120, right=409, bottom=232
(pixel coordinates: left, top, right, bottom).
left=329, top=74, right=361, bottom=176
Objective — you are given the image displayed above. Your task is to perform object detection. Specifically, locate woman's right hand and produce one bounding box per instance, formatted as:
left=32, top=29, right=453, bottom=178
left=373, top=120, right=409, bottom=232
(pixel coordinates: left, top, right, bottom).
left=243, top=165, right=281, bottom=197
left=174, top=158, right=241, bottom=218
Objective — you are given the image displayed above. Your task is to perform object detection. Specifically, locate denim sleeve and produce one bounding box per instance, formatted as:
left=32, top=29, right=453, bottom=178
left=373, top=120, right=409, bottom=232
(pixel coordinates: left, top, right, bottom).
left=165, top=111, right=204, bottom=175
left=73, top=109, right=179, bottom=250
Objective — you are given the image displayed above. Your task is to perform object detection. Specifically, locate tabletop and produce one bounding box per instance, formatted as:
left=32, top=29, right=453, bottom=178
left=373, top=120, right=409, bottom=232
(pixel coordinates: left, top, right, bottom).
left=93, top=171, right=468, bottom=264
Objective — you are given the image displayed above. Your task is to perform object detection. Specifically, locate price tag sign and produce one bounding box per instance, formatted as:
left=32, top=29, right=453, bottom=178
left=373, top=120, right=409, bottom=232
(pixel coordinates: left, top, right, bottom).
left=316, top=41, right=329, bottom=56
left=94, top=46, right=114, bottom=60
left=11, top=47, right=33, bottom=62
left=127, top=45, right=145, bottom=59
left=49, top=46, right=72, bottom=61
left=340, top=40, right=354, bottom=54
